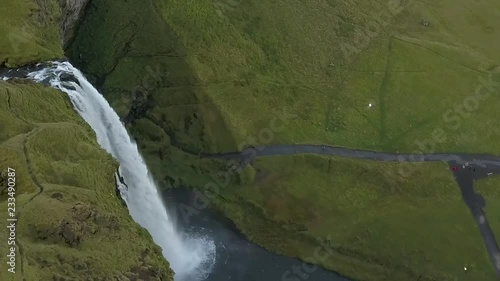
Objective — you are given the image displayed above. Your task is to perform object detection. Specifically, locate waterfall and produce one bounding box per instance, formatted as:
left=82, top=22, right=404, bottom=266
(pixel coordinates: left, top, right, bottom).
left=26, top=61, right=216, bottom=281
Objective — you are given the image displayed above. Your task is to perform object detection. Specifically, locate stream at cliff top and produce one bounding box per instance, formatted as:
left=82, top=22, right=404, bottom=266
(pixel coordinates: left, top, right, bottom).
left=6, top=61, right=350, bottom=281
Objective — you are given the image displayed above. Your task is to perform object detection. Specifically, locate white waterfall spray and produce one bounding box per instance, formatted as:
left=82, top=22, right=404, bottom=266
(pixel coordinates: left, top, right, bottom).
left=27, top=61, right=215, bottom=281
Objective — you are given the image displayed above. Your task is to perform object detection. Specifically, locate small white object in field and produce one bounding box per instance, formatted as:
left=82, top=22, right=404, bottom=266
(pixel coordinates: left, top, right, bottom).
left=368, top=103, right=373, bottom=108
left=488, top=172, right=493, bottom=176
left=464, top=266, right=467, bottom=271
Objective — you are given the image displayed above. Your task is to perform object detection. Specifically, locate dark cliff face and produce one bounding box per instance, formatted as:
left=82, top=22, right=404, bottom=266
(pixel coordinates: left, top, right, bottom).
left=58, top=0, right=91, bottom=46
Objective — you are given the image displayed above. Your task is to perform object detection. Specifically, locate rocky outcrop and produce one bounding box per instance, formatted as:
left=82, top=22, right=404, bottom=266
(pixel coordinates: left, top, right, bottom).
left=58, top=0, right=91, bottom=46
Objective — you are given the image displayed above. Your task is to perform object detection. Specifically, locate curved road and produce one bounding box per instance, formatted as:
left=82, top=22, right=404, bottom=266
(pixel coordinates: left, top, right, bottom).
left=206, top=144, right=500, bottom=278
left=206, top=144, right=500, bottom=167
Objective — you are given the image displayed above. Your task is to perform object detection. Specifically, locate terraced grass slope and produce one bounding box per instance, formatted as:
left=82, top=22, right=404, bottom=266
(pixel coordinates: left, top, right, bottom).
left=0, top=0, right=64, bottom=67
left=0, top=81, right=173, bottom=281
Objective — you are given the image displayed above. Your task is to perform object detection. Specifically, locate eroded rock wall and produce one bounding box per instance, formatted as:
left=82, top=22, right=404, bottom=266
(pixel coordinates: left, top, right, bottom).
left=58, top=0, right=91, bottom=45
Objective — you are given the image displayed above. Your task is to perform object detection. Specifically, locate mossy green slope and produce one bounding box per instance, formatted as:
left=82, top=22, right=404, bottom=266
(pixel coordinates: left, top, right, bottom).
left=0, top=0, right=64, bottom=67
left=67, top=0, right=238, bottom=189
left=0, top=81, right=173, bottom=281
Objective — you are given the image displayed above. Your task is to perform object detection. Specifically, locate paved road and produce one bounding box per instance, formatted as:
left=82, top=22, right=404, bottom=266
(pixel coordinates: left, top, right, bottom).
left=450, top=160, right=500, bottom=277
left=206, top=144, right=500, bottom=278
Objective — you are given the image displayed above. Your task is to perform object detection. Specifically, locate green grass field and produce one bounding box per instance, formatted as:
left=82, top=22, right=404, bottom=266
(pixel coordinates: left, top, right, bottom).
left=152, top=0, right=500, bottom=153
left=0, top=81, right=173, bottom=281
left=69, top=0, right=500, bottom=155
left=210, top=154, right=496, bottom=281
left=0, top=0, right=63, bottom=67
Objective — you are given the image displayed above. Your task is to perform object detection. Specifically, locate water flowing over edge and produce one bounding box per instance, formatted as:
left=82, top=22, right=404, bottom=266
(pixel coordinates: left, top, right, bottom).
left=20, top=61, right=216, bottom=281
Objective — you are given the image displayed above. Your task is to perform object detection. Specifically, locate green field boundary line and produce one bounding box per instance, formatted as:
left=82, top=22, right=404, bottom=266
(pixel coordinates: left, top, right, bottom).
left=393, top=36, right=486, bottom=74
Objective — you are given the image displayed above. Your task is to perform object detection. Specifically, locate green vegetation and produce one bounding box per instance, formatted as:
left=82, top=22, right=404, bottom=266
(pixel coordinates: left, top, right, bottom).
left=151, top=0, right=500, bottom=154
left=0, top=81, right=173, bottom=280
left=67, top=0, right=240, bottom=190
left=66, top=0, right=500, bottom=280
left=210, top=154, right=496, bottom=281
left=66, top=0, right=500, bottom=167
left=0, top=0, right=64, bottom=67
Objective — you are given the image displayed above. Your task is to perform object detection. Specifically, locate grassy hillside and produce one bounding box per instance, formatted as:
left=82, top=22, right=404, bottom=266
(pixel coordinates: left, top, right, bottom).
left=158, top=0, right=500, bottom=152
left=0, top=81, right=173, bottom=281
left=153, top=0, right=500, bottom=153
left=70, top=0, right=500, bottom=155
left=0, top=0, right=64, bottom=67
